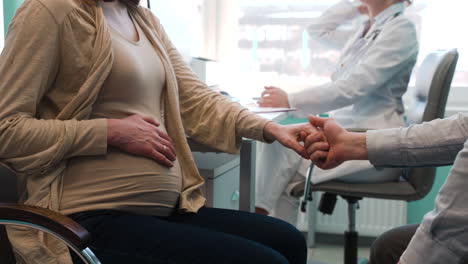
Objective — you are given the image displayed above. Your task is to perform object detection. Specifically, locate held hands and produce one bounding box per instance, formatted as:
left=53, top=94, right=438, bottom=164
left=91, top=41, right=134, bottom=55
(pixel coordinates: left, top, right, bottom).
left=257, top=86, right=291, bottom=108
left=304, top=116, right=348, bottom=169
left=263, top=121, right=321, bottom=159
left=107, top=114, right=177, bottom=167
left=304, top=115, right=368, bottom=169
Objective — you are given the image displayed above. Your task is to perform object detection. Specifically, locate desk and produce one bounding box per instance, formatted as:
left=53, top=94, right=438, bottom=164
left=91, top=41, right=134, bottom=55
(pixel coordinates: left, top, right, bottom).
left=189, top=111, right=287, bottom=212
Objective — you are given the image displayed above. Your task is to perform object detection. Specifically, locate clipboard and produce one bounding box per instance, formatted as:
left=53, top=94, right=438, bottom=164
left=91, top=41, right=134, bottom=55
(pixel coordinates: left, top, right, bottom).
left=247, top=106, right=298, bottom=113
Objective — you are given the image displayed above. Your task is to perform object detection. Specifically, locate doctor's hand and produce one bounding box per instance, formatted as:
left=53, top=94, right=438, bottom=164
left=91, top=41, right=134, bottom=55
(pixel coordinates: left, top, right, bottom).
left=107, top=114, right=177, bottom=167
left=357, top=5, right=369, bottom=14
left=305, top=115, right=368, bottom=170
left=257, top=86, right=291, bottom=108
left=263, top=121, right=319, bottom=159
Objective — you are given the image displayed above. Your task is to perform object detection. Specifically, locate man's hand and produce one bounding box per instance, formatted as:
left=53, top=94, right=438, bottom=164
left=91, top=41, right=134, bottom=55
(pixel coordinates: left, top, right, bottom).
left=305, top=115, right=368, bottom=169
left=257, top=86, right=290, bottom=108
left=263, top=121, right=320, bottom=159
left=107, top=114, right=177, bottom=167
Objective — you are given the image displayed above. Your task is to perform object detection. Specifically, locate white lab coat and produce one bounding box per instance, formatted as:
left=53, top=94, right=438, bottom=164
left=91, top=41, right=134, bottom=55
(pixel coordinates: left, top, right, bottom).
left=256, top=0, right=419, bottom=220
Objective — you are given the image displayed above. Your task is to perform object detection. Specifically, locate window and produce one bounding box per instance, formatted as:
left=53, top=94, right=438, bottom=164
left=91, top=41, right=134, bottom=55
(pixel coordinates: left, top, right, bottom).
left=227, top=0, right=343, bottom=98
left=412, top=0, right=468, bottom=115
left=146, top=0, right=204, bottom=61
left=144, top=1, right=468, bottom=114
left=216, top=1, right=468, bottom=114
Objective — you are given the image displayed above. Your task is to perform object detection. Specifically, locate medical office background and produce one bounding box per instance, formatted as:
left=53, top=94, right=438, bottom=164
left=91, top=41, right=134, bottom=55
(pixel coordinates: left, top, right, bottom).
left=2, top=0, right=468, bottom=235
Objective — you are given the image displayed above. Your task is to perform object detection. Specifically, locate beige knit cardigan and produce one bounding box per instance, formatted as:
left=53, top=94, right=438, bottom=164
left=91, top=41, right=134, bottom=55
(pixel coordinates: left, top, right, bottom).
left=0, top=0, right=269, bottom=263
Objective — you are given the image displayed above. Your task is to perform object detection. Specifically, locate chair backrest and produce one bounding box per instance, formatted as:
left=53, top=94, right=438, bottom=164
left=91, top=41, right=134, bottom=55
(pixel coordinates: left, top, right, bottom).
left=407, top=49, right=459, bottom=124
left=406, top=49, right=459, bottom=200
left=0, top=166, right=17, bottom=264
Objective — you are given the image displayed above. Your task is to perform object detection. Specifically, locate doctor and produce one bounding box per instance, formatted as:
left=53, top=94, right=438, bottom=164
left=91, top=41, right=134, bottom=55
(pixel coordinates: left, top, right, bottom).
left=255, top=0, right=418, bottom=222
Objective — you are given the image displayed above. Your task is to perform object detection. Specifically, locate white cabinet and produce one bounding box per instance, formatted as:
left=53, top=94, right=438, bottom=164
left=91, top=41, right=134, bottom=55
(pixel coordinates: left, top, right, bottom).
left=192, top=152, right=240, bottom=210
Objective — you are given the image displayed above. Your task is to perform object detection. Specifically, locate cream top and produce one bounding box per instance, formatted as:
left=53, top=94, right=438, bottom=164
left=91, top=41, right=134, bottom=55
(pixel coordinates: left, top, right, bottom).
left=60, top=1, right=182, bottom=217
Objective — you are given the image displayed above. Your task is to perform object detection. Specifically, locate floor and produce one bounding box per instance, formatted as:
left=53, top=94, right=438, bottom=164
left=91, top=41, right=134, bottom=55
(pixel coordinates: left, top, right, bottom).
left=307, top=244, right=371, bottom=264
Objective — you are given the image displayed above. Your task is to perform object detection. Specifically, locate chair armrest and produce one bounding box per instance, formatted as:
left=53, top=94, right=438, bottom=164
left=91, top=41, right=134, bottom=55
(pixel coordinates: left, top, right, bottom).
left=0, top=203, right=91, bottom=250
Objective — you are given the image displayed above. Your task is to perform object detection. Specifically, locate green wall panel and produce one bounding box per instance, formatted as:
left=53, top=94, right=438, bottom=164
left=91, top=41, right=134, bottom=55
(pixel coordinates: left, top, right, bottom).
left=279, top=116, right=308, bottom=125
left=4, top=0, right=24, bottom=34
left=407, top=166, right=452, bottom=224
left=278, top=114, right=329, bottom=125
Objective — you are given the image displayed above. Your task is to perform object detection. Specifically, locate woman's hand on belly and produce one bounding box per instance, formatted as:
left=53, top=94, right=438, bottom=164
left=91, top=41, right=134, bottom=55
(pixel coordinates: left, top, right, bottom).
left=107, top=114, right=177, bottom=167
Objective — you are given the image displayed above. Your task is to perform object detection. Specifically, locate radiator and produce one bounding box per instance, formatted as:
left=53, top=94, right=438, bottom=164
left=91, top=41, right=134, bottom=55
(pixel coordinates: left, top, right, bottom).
left=297, top=194, right=407, bottom=237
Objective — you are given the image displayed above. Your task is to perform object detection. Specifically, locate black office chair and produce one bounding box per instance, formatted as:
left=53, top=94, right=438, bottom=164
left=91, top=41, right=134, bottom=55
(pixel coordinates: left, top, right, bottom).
left=0, top=166, right=101, bottom=264
left=301, top=48, right=459, bottom=264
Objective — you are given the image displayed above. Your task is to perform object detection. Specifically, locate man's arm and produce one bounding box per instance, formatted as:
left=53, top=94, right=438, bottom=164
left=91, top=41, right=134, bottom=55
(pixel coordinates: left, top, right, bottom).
left=305, top=113, right=468, bottom=169
left=367, top=113, right=468, bottom=167
left=399, top=140, right=468, bottom=264
left=305, top=114, right=468, bottom=264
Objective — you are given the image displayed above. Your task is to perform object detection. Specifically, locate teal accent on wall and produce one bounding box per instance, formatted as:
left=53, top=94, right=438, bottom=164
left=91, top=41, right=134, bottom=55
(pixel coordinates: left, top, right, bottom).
left=279, top=116, right=308, bottom=125
left=407, top=166, right=452, bottom=224
left=4, top=0, right=24, bottom=34
left=278, top=114, right=329, bottom=126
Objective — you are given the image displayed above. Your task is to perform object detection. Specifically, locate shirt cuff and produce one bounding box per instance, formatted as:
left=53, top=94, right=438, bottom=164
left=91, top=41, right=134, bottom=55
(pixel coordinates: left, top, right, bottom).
left=68, top=118, right=108, bottom=157
left=401, top=226, right=462, bottom=264
left=366, top=128, right=403, bottom=167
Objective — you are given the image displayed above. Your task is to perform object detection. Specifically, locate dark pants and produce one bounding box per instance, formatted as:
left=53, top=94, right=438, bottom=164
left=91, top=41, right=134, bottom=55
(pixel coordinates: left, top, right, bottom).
left=69, top=207, right=307, bottom=264
left=369, top=224, right=419, bottom=264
